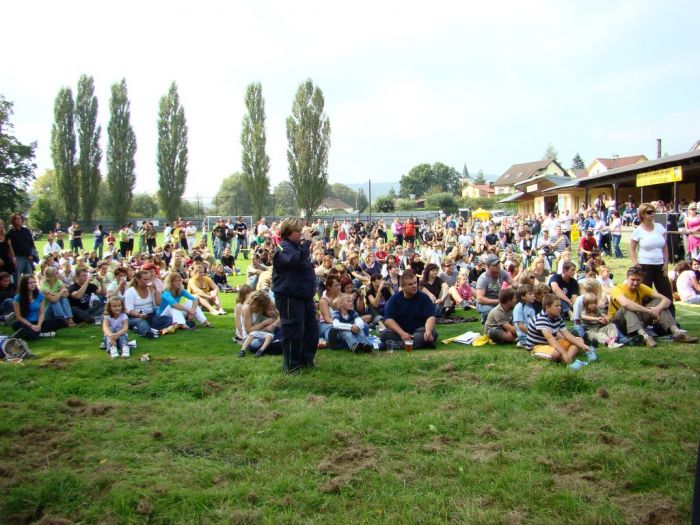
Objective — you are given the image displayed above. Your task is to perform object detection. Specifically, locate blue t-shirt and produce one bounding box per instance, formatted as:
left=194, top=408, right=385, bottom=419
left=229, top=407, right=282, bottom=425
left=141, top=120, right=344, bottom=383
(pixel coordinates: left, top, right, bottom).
left=512, top=302, right=536, bottom=338
left=384, top=291, right=435, bottom=334
left=157, top=289, right=196, bottom=316
left=14, top=292, right=44, bottom=323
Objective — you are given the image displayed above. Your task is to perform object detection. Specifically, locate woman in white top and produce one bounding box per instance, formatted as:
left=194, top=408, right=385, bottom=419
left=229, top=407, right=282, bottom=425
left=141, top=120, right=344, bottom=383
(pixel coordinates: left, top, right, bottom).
left=609, top=210, right=624, bottom=258
left=629, top=202, right=674, bottom=307
left=674, top=261, right=700, bottom=304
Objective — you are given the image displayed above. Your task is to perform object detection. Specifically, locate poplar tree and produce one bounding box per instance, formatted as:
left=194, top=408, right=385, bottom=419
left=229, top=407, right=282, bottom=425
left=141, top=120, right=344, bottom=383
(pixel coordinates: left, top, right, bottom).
left=106, top=79, right=137, bottom=226
left=157, top=82, right=188, bottom=222
left=76, top=75, right=102, bottom=226
left=51, top=87, right=78, bottom=221
left=0, top=96, right=36, bottom=216
left=241, top=82, right=270, bottom=221
left=286, top=79, right=331, bottom=220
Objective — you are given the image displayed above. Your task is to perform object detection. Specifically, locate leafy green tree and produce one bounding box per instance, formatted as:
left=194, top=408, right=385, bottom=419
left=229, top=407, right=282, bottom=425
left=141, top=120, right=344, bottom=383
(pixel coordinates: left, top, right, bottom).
left=51, top=87, right=78, bottom=221
left=326, top=183, right=357, bottom=208
left=130, top=192, right=160, bottom=218
left=28, top=196, right=57, bottom=232
left=542, top=143, right=559, bottom=162
left=426, top=192, right=459, bottom=213
left=272, top=181, right=298, bottom=216
left=374, top=195, right=395, bottom=213
left=399, top=162, right=460, bottom=198
left=357, top=188, right=368, bottom=213
left=106, top=79, right=137, bottom=226
left=286, top=79, right=331, bottom=220
left=213, top=172, right=252, bottom=216
left=157, top=82, right=189, bottom=222
left=571, top=153, right=585, bottom=169
left=76, top=75, right=102, bottom=227
left=241, top=82, right=270, bottom=221
left=474, top=170, right=486, bottom=184
left=0, top=95, right=36, bottom=216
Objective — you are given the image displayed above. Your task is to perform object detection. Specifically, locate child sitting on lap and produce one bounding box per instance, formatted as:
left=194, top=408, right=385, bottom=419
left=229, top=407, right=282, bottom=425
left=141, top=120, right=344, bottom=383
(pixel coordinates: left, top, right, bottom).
left=238, top=291, right=279, bottom=358
left=484, top=288, right=517, bottom=344
left=580, top=292, right=623, bottom=348
left=332, top=293, right=374, bottom=353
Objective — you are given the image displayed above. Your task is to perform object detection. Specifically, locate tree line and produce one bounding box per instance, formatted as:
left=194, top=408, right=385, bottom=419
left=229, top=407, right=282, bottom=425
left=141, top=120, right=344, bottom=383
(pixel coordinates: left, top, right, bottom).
left=2, top=76, right=333, bottom=230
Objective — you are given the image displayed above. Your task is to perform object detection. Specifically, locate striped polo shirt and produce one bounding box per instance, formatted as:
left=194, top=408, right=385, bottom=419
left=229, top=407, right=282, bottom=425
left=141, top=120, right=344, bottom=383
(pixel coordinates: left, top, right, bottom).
left=525, top=311, right=568, bottom=349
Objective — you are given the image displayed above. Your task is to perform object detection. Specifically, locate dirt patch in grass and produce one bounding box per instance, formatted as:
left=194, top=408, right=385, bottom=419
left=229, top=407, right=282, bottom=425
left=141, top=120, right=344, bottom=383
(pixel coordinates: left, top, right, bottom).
left=203, top=379, right=223, bottom=396
left=64, top=398, right=114, bottom=417
left=553, top=471, right=612, bottom=494
left=439, top=362, right=457, bottom=373
left=614, top=494, right=683, bottom=524
left=317, top=436, right=376, bottom=493
left=36, top=518, right=73, bottom=525
left=136, top=497, right=154, bottom=516
left=478, top=426, right=498, bottom=439
left=39, top=358, right=71, bottom=370
left=422, top=435, right=453, bottom=453
left=66, top=397, right=86, bottom=408
left=307, top=394, right=327, bottom=403
left=469, top=443, right=501, bottom=462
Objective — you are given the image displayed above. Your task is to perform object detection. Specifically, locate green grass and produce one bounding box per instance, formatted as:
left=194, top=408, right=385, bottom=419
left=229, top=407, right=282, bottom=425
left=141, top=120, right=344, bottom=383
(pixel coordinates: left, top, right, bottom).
left=0, top=235, right=697, bottom=523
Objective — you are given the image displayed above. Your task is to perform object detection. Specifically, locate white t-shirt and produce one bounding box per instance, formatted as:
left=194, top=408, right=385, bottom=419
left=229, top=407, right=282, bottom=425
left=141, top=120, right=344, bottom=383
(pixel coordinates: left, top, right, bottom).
left=631, top=223, right=666, bottom=265
left=124, top=287, right=156, bottom=315
left=676, top=270, right=698, bottom=301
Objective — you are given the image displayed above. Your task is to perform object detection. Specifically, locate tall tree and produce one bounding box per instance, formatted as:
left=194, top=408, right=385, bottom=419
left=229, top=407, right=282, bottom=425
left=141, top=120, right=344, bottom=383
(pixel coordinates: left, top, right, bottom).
left=462, top=163, right=470, bottom=180
left=241, top=82, right=270, bottom=221
left=571, top=153, right=585, bottom=169
left=286, top=79, right=331, bottom=220
left=542, top=143, right=559, bottom=162
left=106, top=79, right=137, bottom=226
left=76, top=75, right=102, bottom=227
left=0, top=95, right=36, bottom=216
left=272, top=180, right=298, bottom=216
left=474, top=169, right=487, bottom=184
left=399, top=162, right=460, bottom=198
left=157, top=82, right=188, bottom=222
left=357, top=188, right=368, bottom=213
left=51, top=87, right=79, bottom=221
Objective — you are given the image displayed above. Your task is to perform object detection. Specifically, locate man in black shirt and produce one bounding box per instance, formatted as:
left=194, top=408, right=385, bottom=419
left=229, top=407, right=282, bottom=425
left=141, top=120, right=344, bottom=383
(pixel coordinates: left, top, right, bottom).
left=0, top=271, right=17, bottom=320
left=548, top=261, right=579, bottom=318
left=7, top=213, right=36, bottom=283
left=69, top=267, right=106, bottom=323
left=233, top=216, right=248, bottom=260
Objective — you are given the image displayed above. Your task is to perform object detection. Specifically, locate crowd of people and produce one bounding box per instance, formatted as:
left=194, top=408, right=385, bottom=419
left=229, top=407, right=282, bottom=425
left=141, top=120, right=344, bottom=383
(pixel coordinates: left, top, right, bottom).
left=0, top=199, right=699, bottom=372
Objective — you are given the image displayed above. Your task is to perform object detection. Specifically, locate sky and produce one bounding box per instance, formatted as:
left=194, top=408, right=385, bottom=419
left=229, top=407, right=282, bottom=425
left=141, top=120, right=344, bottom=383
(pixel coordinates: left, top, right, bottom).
left=3, top=0, right=699, bottom=201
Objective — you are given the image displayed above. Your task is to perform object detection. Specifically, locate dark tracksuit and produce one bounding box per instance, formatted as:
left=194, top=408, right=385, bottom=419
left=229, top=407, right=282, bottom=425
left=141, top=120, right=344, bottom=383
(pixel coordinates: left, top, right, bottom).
left=272, top=237, right=318, bottom=372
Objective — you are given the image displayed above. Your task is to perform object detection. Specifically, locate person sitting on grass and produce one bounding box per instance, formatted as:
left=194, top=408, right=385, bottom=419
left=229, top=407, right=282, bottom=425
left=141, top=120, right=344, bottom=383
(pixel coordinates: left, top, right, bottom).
left=609, top=265, right=698, bottom=347
left=332, top=293, right=374, bottom=353
left=238, top=290, right=279, bottom=358
left=580, top=292, right=623, bottom=349
left=448, top=272, right=475, bottom=309
left=102, top=296, right=130, bottom=359
left=233, top=285, right=254, bottom=343
left=513, top=284, right=536, bottom=348
left=187, top=264, right=225, bottom=315
left=211, top=263, right=235, bottom=293
left=124, top=270, right=173, bottom=339
left=157, top=272, right=211, bottom=330
left=69, top=267, right=106, bottom=324
left=548, top=261, right=579, bottom=319
left=484, top=288, right=518, bottom=344
left=40, top=266, right=75, bottom=327
left=11, top=275, right=65, bottom=340
left=380, top=270, right=438, bottom=350
left=525, top=292, right=595, bottom=370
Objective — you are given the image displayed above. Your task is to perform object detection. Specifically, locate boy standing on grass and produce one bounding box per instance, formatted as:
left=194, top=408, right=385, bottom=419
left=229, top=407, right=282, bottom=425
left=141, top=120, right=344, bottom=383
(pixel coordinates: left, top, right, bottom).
left=484, top=288, right=517, bottom=344
left=525, top=293, right=595, bottom=370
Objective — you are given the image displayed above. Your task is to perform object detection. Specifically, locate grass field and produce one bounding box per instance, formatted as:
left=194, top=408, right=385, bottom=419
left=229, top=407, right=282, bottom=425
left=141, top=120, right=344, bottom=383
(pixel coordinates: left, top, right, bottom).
left=0, top=235, right=698, bottom=524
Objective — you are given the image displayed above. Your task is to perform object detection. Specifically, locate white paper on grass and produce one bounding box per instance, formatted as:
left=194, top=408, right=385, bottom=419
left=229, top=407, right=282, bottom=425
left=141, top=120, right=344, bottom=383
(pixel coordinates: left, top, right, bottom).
left=452, top=331, right=481, bottom=345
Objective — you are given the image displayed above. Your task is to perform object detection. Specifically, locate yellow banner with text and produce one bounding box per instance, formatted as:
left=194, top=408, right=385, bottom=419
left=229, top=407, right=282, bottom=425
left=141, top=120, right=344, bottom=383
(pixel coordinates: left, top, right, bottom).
left=636, top=166, right=683, bottom=187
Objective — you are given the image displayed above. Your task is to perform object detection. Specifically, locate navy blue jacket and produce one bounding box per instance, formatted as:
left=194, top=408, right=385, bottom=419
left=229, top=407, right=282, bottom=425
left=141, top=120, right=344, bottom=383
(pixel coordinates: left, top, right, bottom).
left=272, top=238, right=315, bottom=300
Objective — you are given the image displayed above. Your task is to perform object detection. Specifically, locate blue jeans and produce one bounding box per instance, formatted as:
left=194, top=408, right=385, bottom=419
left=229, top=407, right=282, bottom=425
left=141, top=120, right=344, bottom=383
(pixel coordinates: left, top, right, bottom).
left=128, top=313, right=173, bottom=337
left=612, top=234, right=623, bottom=258
left=233, top=237, right=248, bottom=260
left=476, top=303, right=495, bottom=323
left=103, top=333, right=128, bottom=350
left=15, top=256, right=34, bottom=284
left=0, top=298, right=14, bottom=316
left=46, top=297, right=73, bottom=320
left=336, top=329, right=372, bottom=350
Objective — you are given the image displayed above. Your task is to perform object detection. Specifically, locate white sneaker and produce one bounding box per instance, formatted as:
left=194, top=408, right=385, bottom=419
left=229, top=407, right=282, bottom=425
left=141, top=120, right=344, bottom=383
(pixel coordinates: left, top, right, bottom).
left=110, top=347, right=119, bottom=359
left=608, top=342, right=623, bottom=349
left=121, top=346, right=130, bottom=358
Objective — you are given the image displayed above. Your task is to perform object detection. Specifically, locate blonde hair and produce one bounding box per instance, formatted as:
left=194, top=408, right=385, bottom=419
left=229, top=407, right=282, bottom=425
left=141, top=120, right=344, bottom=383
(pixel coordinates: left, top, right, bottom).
left=163, top=272, right=183, bottom=292
left=638, top=202, right=656, bottom=218
left=247, top=290, right=273, bottom=314
left=579, top=278, right=602, bottom=300
left=332, top=293, right=353, bottom=310
left=280, top=217, right=304, bottom=239
left=582, top=292, right=600, bottom=311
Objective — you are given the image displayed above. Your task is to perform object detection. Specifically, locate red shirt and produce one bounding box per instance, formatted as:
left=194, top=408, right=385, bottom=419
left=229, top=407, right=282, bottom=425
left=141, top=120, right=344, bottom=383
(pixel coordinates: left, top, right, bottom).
left=579, top=236, right=597, bottom=252
left=404, top=221, right=416, bottom=236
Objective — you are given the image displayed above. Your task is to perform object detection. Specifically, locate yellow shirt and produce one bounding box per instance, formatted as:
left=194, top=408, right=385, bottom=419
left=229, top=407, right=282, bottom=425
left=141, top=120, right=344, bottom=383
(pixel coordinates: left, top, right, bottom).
left=608, top=283, right=654, bottom=317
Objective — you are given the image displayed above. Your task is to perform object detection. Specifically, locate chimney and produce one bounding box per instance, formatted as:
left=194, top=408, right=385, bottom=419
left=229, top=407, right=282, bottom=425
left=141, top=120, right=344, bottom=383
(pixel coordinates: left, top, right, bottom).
left=656, top=138, right=662, bottom=159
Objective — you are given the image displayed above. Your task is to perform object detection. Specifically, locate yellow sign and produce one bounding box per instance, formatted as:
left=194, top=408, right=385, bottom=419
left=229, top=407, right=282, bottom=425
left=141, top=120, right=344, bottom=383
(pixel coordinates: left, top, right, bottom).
left=636, top=166, right=683, bottom=187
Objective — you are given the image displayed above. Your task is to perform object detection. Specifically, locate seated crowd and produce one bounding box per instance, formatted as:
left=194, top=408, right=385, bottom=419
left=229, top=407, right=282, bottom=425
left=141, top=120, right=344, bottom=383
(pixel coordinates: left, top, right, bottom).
left=2, top=209, right=698, bottom=365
